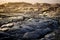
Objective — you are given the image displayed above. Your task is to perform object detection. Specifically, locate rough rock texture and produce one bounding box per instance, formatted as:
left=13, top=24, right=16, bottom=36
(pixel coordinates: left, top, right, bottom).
left=0, top=3, right=60, bottom=40
left=0, top=17, right=59, bottom=40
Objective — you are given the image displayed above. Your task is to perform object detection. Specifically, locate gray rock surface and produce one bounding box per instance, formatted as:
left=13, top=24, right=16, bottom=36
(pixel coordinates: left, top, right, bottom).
left=0, top=17, right=59, bottom=40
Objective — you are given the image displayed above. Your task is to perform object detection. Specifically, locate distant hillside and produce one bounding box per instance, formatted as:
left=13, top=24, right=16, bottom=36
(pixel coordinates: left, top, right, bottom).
left=0, top=2, right=60, bottom=13
left=1, top=2, right=33, bottom=7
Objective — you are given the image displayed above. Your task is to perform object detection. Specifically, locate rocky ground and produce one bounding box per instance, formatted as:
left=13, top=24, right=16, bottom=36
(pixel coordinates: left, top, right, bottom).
left=0, top=12, right=60, bottom=40
left=0, top=3, right=60, bottom=40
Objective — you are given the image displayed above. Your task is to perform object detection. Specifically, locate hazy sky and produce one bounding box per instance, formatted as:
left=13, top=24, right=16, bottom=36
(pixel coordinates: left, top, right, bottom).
left=0, top=0, right=60, bottom=4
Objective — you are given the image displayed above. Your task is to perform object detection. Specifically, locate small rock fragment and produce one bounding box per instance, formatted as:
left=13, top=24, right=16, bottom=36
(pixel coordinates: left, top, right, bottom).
left=1, top=23, right=14, bottom=28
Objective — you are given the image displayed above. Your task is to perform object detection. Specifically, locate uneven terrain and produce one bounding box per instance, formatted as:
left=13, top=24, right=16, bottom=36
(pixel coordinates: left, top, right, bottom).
left=0, top=2, right=60, bottom=40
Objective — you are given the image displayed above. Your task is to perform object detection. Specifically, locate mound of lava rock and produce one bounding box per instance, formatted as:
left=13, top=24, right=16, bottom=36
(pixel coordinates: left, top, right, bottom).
left=0, top=17, right=59, bottom=40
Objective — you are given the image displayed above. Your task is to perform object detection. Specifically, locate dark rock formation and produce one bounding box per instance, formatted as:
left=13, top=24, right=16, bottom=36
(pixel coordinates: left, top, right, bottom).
left=0, top=17, right=59, bottom=40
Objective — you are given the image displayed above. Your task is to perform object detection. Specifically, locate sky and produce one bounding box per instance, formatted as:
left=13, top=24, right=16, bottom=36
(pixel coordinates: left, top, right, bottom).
left=0, top=0, right=60, bottom=4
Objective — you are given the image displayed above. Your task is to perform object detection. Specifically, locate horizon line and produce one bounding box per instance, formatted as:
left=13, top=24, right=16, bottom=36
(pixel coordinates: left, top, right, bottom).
left=0, top=2, right=60, bottom=5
